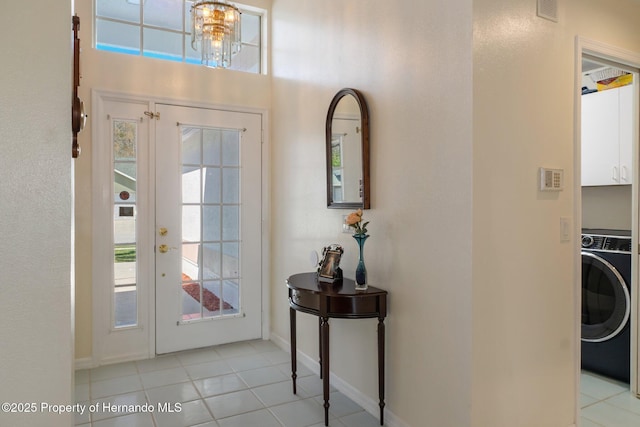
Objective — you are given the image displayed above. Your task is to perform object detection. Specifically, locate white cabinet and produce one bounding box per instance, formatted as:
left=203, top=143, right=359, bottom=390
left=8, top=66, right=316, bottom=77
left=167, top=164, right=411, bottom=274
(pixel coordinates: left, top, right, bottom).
left=581, top=84, right=633, bottom=186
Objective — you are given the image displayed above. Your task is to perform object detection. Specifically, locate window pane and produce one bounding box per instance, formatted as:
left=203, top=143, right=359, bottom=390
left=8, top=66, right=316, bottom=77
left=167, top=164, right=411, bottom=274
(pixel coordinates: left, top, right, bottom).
left=229, top=44, right=260, bottom=73
left=222, top=206, right=239, bottom=241
left=203, top=206, right=221, bottom=242
left=241, top=13, right=260, bottom=44
left=182, top=127, right=201, bottom=164
left=182, top=205, right=201, bottom=242
left=182, top=166, right=201, bottom=203
left=185, top=1, right=194, bottom=32
left=185, top=37, right=201, bottom=64
left=203, top=168, right=221, bottom=204
left=182, top=243, right=200, bottom=280
left=222, top=168, right=239, bottom=204
left=114, top=121, right=137, bottom=160
left=96, top=19, right=141, bottom=55
left=203, top=281, right=222, bottom=316
left=203, top=129, right=221, bottom=166
left=182, top=280, right=202, bottom=320
left=222, top=279, right=239, bottom=315
left=221, top=131, right=239, bottom=166
left=97, top=0, right=140, bottom=23
left=143, top=27, right=183, bottom=62
left=113, top=119, right=138, bottom=328
left=203, top=244, right=222, bottom=279
left=144, top=0, right=183, bottom=31
left=222, top=242, right=239, bottom=278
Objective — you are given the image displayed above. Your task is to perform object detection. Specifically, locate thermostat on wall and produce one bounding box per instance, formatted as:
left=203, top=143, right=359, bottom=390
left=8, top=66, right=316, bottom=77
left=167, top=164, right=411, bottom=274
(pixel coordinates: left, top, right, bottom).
left=540, top=167, right=564, bottom=191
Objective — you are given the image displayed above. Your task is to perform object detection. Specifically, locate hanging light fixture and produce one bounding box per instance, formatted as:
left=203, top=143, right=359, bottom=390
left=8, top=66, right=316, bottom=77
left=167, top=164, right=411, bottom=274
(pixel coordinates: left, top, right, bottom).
left=191, top=1, right=241, bottom=68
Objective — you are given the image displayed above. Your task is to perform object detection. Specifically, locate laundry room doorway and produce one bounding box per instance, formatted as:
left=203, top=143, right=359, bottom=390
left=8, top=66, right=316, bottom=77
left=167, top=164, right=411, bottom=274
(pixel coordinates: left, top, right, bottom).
left=577, top=38, right=640, bottom=404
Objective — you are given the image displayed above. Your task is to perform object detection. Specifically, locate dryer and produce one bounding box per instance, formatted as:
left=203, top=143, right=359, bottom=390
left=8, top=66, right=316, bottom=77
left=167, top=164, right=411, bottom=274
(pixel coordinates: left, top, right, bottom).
left=581, top=229, right=632, bottom=383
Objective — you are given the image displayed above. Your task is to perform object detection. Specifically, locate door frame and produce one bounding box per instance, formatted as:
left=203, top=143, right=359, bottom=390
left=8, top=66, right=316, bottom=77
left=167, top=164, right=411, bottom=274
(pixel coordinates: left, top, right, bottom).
left=574, top=37, right=640, bottom=413
left=91, top=89, right=271, bottom=365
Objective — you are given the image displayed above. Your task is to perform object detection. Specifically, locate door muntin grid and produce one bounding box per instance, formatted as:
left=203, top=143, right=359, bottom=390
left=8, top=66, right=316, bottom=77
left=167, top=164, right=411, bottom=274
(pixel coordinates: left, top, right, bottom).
left=180, top=126, right=241, bottom=321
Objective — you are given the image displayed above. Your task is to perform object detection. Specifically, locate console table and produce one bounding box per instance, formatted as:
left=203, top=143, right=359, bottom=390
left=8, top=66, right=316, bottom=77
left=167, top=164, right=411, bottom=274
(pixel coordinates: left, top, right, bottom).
left=287, top=272, right=388, bottom=426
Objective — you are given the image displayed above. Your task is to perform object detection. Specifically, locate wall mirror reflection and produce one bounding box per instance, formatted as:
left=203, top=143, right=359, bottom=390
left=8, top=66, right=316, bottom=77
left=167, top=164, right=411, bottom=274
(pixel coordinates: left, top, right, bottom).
left=326, top=88, right=370, bottom=209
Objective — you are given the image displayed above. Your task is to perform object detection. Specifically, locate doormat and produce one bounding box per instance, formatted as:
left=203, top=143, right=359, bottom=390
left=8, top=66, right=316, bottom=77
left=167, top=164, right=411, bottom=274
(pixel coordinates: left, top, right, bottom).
left=182, top=274, right=233, bottom=312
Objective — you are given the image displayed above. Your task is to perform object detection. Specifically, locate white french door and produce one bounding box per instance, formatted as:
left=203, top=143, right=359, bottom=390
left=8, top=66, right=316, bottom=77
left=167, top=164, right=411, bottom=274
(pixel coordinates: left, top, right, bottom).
left=154, top=104, right=263, bottom=354
left=92, top=93, right=264, bottom=363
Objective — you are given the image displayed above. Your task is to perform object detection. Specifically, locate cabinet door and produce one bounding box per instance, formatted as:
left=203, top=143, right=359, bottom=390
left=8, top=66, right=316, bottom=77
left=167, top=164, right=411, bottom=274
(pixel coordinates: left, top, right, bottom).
left=618, top=84, right=633, bottom=184
left=581, top=88, right=620, bottom=186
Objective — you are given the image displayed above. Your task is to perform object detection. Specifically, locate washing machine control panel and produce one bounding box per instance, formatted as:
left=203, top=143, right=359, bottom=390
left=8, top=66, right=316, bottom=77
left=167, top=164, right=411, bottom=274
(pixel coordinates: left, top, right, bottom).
left=581, top=232, right=631, bottom=253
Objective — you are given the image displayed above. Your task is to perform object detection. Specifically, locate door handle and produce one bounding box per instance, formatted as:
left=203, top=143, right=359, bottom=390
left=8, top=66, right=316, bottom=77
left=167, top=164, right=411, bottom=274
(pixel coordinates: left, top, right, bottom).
left=158, top=244, right=176, bottom=253
left=159, top=227, right=168, bottom=236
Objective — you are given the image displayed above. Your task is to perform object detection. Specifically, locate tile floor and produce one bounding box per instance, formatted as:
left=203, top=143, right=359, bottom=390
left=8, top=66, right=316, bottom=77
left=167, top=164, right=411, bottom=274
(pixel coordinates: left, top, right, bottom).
left=75, top=340, right=383, bottom=427
left=581, top=371, right=640, bottom=427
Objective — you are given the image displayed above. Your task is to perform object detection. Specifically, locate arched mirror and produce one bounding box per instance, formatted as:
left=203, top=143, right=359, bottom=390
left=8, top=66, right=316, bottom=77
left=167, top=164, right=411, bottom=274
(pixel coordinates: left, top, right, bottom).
left=326, top=88, right=370, bottom=209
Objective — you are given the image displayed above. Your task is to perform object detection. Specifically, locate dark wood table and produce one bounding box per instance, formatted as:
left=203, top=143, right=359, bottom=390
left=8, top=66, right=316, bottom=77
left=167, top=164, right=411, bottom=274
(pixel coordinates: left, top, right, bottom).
left=287, top=272, right=388, bottom=426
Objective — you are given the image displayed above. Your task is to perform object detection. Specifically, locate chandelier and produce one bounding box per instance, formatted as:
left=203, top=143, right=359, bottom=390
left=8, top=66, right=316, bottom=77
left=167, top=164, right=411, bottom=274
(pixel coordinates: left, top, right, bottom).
left=191, top=1, right=241, bottom=68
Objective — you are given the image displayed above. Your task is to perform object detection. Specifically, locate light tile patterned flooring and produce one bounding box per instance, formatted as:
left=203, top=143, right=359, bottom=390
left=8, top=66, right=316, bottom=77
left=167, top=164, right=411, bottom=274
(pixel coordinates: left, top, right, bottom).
left=581, top=371, right=640, bottom=427
left=75, top=340, right=383, bottom=427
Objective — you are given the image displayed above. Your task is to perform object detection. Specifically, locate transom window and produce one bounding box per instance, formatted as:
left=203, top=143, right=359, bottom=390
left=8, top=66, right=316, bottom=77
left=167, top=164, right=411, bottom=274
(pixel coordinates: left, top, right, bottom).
left=95, top=0, right=262, bottom=74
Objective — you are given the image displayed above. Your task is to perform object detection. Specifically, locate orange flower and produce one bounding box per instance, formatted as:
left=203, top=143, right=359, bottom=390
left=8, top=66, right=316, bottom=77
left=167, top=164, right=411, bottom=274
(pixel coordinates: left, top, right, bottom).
left=345, top=209, right=369, bottom=235
left=345, top=210, right=361, bottom=225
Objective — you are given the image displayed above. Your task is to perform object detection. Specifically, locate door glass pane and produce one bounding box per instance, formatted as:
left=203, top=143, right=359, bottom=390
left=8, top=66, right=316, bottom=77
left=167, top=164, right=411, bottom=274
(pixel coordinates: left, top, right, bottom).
left=203, top=168, right=221, bottom=204
left=182, top=166, right=201, bottom=204
left=203, top=243, right=221, bottom=280
left=113, top=120, right=138, bottom=328
left=203, top=206, right=221, bottom=241
left=182, top=205, right=201, bottom=242
left=180, top=125, right=242, bottom=321
left=222, top=206, right=239, bottom=241
left=183, top=128, right=202, bottom=164
left=222, top=168, right=239, bottom=204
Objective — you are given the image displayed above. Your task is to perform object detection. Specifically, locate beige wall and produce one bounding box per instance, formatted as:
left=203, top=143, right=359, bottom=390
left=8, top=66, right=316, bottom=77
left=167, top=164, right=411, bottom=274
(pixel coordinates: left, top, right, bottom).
left=582, top=186, right=633, bottom=230
left=0, top=1, right=73, bottom=426
left=271, top=0, right=640, bottom=426
left=472, top=0, right=640, bottom=426
left=270, top=1, right=473, bottom=426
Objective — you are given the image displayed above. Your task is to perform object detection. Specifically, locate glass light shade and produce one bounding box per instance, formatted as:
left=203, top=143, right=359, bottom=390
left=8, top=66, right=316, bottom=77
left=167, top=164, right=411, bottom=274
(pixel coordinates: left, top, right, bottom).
left=191, top=1, right=241, bottom=68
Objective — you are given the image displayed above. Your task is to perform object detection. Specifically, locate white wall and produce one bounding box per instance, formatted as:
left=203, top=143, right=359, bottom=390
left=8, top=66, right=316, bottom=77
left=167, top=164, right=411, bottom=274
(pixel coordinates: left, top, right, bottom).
left=270, top=1, right=473, bottom=426
left=582, top=186, right=632, bottom=230
left=473, top=0, right=640, bottom=426
left=0, top=2, right=73, bottom=426
left=271, top=0, right=640, bottom=426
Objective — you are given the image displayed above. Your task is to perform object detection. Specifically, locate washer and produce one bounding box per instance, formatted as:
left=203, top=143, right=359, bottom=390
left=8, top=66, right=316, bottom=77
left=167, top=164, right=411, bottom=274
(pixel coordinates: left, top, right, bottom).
left=581, top=229, right=632, bottom=383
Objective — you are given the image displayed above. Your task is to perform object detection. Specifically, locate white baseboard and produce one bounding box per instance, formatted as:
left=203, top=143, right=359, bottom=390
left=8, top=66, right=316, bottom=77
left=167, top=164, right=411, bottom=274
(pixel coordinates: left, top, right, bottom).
left=74, top=356, right=93, bottom=370
left=75, top=351, right=149, bottom=370
left=270, top=332, right=407, bottom=427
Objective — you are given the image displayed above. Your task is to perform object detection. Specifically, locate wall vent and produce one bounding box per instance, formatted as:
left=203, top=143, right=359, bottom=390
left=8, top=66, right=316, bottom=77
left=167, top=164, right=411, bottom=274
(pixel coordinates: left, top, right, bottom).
left=537, top=0, right=558, bottom=22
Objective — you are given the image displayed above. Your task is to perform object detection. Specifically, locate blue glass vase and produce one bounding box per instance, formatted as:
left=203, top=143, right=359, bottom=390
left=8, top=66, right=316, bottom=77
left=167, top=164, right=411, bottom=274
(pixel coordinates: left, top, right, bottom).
left=353, top=234, right=369, bottom=289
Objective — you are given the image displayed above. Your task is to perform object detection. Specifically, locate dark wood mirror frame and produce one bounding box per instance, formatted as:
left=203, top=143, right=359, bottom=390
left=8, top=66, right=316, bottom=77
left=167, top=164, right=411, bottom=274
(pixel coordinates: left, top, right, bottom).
left=325, top=88, right=370, bottom=209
